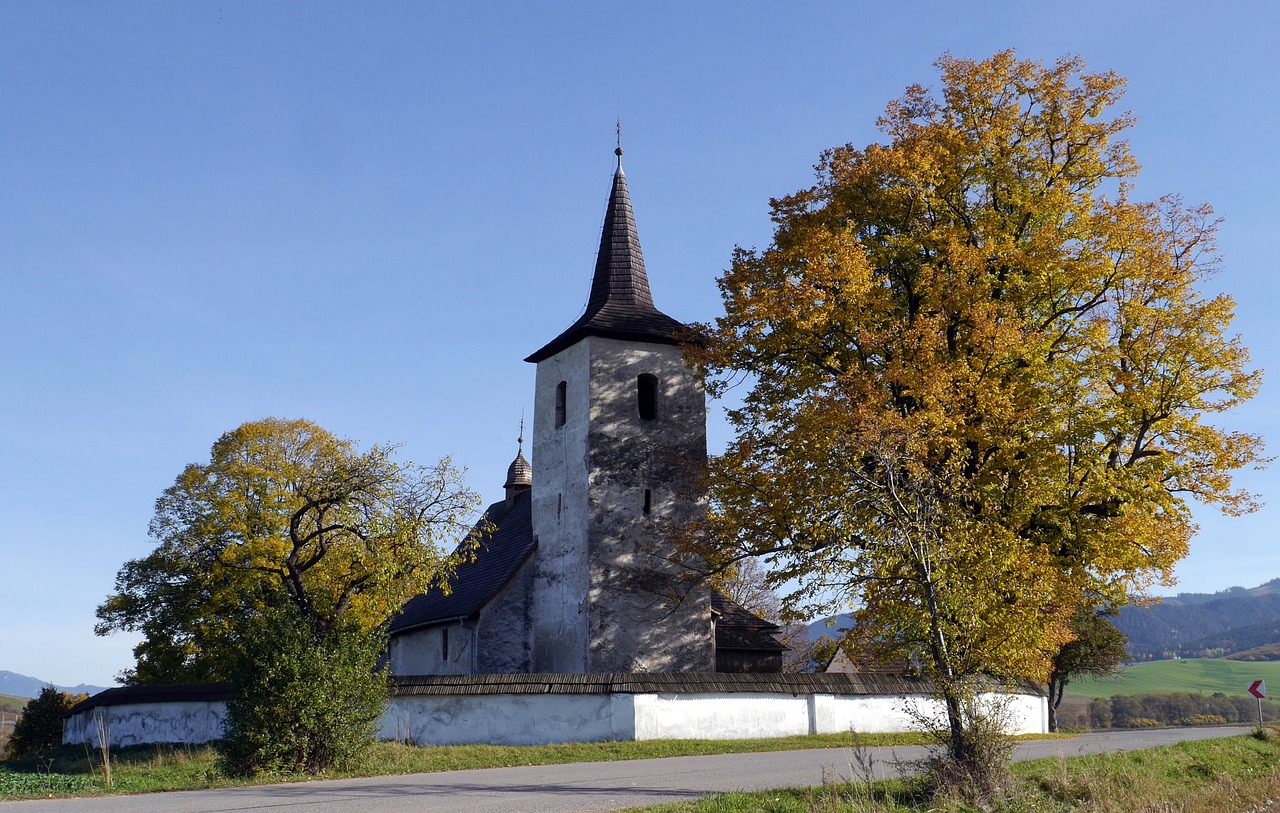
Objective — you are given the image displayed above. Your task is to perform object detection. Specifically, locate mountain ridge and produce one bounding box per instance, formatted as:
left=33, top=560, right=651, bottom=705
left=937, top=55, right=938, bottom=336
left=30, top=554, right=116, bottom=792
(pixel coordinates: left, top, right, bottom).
left=0, top=671, right=109, bottom=699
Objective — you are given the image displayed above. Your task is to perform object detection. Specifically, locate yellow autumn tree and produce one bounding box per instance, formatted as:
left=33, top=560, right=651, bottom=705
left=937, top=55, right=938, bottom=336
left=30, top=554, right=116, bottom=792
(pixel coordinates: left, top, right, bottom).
left=687, top=52, right=1263, bottom=781
left=97, top=417, right=481, bottom=684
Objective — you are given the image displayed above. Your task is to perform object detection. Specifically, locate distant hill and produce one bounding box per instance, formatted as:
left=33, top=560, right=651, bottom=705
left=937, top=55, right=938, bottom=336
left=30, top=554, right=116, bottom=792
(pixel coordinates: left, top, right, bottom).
left=1116, top=579, right=1280, bottom=660
left=0, top=671, right=109, bottom=699
left=803, top=578, right=1280, bottom=664
left=806, top=614, right=856, bottom=641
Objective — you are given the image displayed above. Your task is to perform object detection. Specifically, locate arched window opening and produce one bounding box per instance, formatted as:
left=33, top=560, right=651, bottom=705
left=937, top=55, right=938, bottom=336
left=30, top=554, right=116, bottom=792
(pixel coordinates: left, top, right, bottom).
left=637, top=374, right=658, bottom=420
left=555, top=381, right=567, bottom=428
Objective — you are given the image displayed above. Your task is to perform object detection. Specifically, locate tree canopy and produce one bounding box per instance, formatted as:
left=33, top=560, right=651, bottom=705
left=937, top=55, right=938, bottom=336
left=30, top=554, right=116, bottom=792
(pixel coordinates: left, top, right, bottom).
left=1046, top=608, right=1128, bottom=731
left=686, top=51, right=1263, bottom=773
left=6, top=687, right=85, bottom=759
left=97, top=417, right=481, bottom=684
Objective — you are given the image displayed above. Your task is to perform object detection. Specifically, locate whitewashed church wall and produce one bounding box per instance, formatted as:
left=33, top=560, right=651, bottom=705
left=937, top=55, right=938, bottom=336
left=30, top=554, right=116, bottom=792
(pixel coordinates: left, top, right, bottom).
left=64, top=701, right=226, bottom=748
left=475, top=557, right=535, bottom=673
left=387, top=622, right=472, bottom=676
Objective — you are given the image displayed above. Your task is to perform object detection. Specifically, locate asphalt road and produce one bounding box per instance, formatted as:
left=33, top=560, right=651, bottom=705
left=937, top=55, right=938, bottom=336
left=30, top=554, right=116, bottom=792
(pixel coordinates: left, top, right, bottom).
left=0, top=726, right=1251, bottom=813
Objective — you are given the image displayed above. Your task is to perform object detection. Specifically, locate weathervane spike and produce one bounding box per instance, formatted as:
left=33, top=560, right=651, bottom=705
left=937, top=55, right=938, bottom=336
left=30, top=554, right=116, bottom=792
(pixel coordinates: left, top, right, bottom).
left=615, top=118, right=623, bottom=164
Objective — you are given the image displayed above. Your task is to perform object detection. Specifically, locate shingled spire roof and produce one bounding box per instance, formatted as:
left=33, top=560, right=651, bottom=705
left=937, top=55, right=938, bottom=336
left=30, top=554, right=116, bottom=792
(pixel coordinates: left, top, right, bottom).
left=525, top=151, right=686, bottom=363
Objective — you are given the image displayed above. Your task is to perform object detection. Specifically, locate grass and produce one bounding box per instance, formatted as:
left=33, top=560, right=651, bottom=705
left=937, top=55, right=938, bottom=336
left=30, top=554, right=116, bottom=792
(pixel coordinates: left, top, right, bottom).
left=615, top=729, right=1280, bottom=812
left=0, top=731, right=938, bottom=800
left=1067, top=658, right=1280, bottom=698
left=0, top=694, right=28, bottom=712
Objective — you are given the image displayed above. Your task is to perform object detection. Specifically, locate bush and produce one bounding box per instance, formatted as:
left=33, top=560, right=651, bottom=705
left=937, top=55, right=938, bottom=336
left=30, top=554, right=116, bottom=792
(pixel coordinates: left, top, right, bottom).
left=1128, top=717, right=1162, bottom=728
left=217, top=609, right=388, bottom=776
left=7, top=687, right=78, bottom=759
left=1181, top=714, right=1228, bottom=726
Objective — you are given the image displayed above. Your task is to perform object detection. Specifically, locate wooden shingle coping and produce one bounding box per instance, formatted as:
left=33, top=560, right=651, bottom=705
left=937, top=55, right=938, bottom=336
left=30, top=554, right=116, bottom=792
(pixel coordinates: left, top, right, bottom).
left=389, top=672, right=940, bottom=697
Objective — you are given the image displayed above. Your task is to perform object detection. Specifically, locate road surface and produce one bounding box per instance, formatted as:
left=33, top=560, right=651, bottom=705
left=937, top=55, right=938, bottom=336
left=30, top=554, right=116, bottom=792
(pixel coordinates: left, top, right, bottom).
left=0, top=726, right=1250, bottom=813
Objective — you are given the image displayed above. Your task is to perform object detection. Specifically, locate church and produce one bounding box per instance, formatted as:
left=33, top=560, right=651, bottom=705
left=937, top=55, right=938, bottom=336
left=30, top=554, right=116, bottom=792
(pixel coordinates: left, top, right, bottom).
left=63, top=149, right=1052, bottom=748
left=386, top=148, right=786, bottom=675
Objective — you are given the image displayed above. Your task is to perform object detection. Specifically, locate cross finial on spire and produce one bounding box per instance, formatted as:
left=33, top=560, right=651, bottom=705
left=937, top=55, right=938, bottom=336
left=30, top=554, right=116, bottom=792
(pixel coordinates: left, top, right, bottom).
left=615, top=118, right=623, bottom=165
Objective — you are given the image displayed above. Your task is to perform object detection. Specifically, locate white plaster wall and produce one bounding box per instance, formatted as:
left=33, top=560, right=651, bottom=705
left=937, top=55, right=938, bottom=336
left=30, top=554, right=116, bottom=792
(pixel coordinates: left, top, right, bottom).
left=379, top=693, right=634, bottom=746
left=814, top=692, right=1047, bottom=736
left=64, top=701, right=227, bottom=748
left=531, top=340, right=592, bottom=672
left=814, top=694, right=942, bottom=735
left=979, top=691, right=1049, bottom=736
left=632, top=693, right=812, bottom=740
left=64, top=689, right=1047, bottom=748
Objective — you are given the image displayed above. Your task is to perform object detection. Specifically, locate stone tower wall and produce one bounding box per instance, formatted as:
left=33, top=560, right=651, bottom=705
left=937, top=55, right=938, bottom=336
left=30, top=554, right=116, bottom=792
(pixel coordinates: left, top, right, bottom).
left=585, top=338, right=712, bottom=672
left=530, top=339, right=593, bottom=672
left=530, top=335, right=712, bottom=673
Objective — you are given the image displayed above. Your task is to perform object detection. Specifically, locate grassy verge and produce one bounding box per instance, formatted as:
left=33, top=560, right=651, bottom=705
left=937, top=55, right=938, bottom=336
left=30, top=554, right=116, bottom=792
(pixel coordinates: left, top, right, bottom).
left=615, top=730, right=1280, bottom=812
left=0, top=730, right=940, bottom=800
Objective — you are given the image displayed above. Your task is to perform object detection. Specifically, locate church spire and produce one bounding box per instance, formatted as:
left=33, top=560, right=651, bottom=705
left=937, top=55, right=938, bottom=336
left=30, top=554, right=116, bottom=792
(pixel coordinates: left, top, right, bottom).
left=526, top=145, right=685, bottom=363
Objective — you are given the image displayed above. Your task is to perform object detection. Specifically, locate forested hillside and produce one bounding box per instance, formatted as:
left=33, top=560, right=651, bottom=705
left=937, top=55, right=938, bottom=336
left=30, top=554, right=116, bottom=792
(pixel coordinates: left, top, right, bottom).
left=1116, top=579, right=1280, bottom=659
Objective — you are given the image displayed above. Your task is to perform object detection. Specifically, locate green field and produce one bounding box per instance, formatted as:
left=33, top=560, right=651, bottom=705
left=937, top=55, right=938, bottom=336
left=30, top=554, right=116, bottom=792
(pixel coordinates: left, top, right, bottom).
left=1068, top=658, right=1280, bottom=698
left=0, top=695, right=25, bottom=713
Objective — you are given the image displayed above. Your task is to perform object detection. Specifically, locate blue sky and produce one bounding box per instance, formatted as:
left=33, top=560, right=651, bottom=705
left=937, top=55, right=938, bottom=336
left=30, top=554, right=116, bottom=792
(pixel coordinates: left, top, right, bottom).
left=1, top=2, right=1276, bottom=687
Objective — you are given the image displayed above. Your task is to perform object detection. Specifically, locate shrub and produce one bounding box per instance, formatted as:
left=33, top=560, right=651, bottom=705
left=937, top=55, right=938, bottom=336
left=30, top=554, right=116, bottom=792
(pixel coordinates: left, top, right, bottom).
left=1181, top=714, right=1228, bottom=726
left=1128, top=717, right=1162, bottom=728
left=217, top=608, right=388, bottom=777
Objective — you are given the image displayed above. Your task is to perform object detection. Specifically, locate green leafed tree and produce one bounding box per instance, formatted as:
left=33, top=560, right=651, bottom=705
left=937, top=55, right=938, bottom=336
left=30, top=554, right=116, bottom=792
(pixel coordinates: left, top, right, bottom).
left=1046, top=608, right=1128, bottom=731
left=218, top=606, right=388, bottom=776
left=96, top=417, right=481, bottom=684
left=7, top=686, right=83, bottom=759
left=685, top=51, right=1263, bottom=789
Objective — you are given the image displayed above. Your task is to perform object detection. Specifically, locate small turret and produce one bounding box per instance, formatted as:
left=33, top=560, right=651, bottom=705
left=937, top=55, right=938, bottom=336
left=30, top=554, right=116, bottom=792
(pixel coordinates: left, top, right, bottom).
left=504, top=423, right=532, bottom=506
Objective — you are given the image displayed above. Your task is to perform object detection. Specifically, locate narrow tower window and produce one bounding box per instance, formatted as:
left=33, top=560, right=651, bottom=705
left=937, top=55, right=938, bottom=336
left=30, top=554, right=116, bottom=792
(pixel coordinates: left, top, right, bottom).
left=643, top=488, right=652, bottom=514
left=555, top=381, right=567, bottom=427
left=637, top=374, right=657, bottom=420
left=441, top=627, right=449, bottom=661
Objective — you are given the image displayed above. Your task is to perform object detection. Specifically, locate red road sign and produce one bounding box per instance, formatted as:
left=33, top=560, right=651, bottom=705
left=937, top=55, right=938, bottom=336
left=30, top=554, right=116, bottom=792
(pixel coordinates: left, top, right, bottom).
left=1248, top=680, right=1266, bottom=699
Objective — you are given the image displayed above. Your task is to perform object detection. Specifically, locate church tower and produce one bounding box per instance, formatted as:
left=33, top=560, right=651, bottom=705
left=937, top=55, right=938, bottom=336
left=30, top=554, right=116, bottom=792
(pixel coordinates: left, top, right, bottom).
left=525, top=149, right=712, bottom=673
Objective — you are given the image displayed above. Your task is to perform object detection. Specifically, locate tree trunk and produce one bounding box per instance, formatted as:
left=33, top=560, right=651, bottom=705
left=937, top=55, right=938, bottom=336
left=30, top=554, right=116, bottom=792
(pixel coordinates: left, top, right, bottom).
left=1046, top=674, right=1066, bottom=732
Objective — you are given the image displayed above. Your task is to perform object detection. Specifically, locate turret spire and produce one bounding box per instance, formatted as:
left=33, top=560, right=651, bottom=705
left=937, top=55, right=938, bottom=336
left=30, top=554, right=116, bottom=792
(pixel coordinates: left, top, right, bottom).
left=504, top=418, right=533, bottom=500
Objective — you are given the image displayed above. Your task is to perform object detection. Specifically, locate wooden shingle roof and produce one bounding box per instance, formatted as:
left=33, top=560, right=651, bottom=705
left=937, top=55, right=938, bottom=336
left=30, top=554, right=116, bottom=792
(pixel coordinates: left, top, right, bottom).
left=389, top=490, right=536, bottom=634
left=526, top=161, right=686, bottom=363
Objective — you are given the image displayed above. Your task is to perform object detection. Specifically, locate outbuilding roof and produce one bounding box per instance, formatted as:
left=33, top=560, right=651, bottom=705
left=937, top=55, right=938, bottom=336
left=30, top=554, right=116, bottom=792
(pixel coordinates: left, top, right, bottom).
left=712, top=591, right=787, bottom=653
left=65, top=683, right=233, bottom=716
